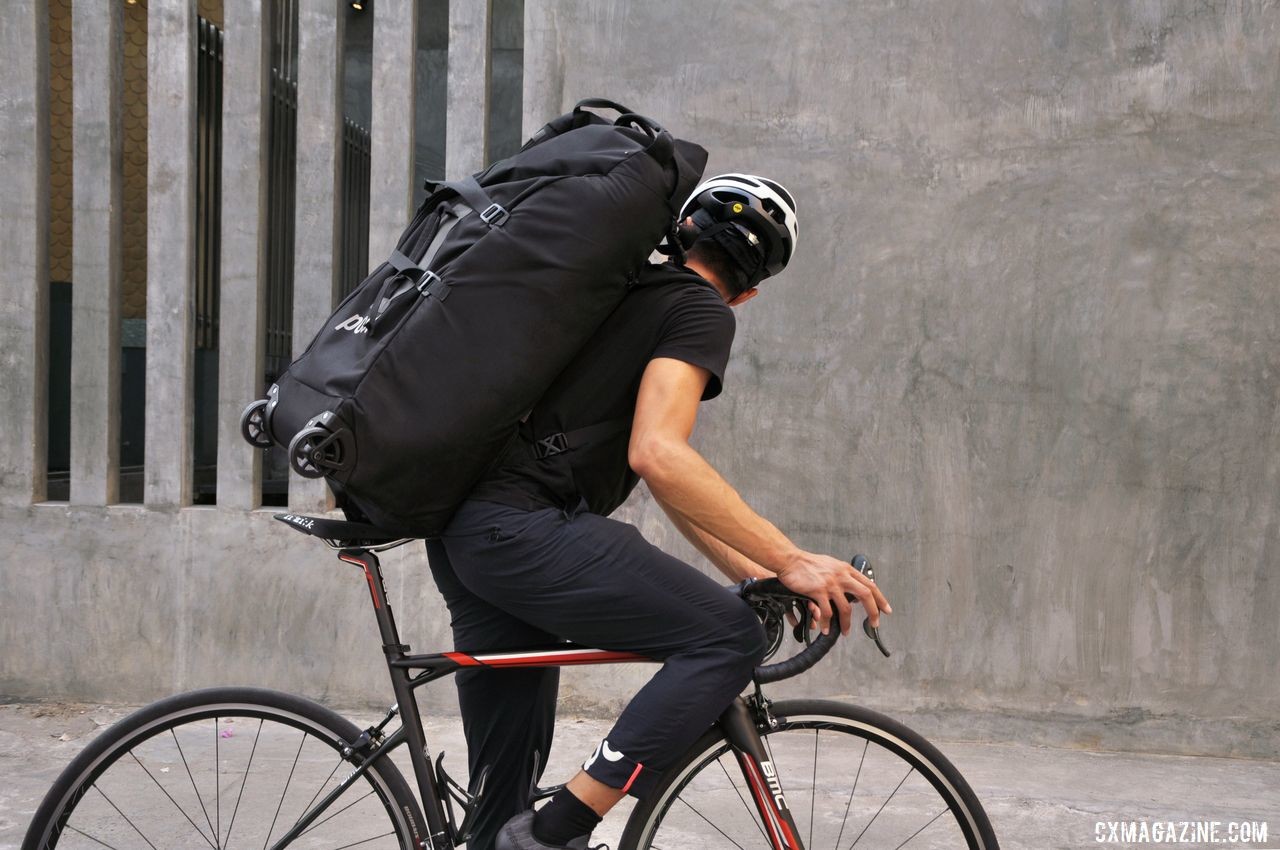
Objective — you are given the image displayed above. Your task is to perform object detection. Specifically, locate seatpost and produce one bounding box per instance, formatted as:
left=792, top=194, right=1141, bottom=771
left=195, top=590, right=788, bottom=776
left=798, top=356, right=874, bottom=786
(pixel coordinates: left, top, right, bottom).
left=338, top=549, right=453, bottom=848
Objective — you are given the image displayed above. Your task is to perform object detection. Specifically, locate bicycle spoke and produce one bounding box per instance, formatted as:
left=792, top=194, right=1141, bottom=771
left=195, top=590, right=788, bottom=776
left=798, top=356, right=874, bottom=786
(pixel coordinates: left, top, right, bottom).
left=716, top=756, right=769, bottom=845
left=833, top=739, right=868, bottom=850
left=330, top=831, right=397, bottom=850
left=299, top=790, right=377, bottom=837
left=847, top=766, right=914, bottom=849
left=93, top=784, right=160, bottom=850
left=223, top=718, right=264, bottom=849
left=216, top=716, right=221, bottom=850
left=172, top=727, right=220, bottom=847
left=283, top=757, right=344, bottom=839
left=65, top=823, right=124, bottom=850
left=128, top=751, right=218, bottom=850
left=676, top=797, right=749, bottom=850
left=892, top=808, right=947, bottom=850
left=262, top=729, right=309, bottom=850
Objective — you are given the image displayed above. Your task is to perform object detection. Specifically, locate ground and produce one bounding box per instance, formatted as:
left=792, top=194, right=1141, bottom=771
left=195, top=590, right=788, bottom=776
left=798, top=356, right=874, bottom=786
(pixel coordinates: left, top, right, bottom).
left=2, top=701, right=1276, bottom=849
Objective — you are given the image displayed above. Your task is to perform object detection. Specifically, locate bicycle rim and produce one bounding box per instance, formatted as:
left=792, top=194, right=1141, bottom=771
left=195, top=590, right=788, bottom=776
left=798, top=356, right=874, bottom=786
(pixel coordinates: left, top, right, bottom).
left=25, top=689, right=422, bottom=850
left=622, top=699, right=998, bottom=850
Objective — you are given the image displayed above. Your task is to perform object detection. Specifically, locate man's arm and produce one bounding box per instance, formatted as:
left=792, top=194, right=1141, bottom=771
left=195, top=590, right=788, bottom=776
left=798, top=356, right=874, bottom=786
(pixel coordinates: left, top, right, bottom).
left=654, top=495, right=772, bottom=582
left=629, top=357, right=891, bottom=634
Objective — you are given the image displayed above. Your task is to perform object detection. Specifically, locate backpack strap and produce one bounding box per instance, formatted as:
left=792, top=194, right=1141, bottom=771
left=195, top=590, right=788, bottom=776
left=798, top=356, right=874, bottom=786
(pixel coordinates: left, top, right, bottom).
left=372, top=204, right=465, bottom=325
left=442, top=176, right=509, bottom=227
left=527, top=417, right=631, bottom=459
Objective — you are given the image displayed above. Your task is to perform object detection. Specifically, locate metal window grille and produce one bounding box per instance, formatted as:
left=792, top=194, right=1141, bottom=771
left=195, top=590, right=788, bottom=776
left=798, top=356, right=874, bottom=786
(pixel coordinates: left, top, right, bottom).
left=340, top=118, right=371, bottom=298
left=264, top=0, right=298, bottom=382
left=195, top=17, right=223, bottom=351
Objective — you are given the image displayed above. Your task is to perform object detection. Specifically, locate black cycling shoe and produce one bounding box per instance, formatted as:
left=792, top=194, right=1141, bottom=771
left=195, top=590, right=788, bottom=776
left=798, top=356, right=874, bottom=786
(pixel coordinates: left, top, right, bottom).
left=494, top=810, right=607, bottom=850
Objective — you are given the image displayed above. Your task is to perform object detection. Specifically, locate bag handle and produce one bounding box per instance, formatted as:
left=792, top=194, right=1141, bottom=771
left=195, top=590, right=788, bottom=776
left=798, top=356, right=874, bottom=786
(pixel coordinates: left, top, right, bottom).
left=572, top=97, right=636, bottom=116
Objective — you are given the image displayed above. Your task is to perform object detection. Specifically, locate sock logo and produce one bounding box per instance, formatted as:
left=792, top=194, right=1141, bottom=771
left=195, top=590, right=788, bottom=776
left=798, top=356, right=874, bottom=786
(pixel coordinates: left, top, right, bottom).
left=583, top=738, right=626, bottom=770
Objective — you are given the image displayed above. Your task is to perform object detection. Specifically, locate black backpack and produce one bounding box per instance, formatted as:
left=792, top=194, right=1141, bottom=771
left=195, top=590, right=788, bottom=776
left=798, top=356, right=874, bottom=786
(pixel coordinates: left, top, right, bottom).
left=240, top=99, right=708, bottom=535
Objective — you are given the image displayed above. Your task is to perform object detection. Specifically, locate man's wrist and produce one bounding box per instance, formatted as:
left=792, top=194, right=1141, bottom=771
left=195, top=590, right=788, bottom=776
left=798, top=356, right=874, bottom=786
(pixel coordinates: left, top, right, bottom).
left=769, top=546, right=808, bottom=577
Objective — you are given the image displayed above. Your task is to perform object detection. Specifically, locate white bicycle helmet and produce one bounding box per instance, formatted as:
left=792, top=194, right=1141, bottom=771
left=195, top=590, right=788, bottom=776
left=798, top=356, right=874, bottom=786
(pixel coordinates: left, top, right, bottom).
left=678, top=173, right=799, bottom=284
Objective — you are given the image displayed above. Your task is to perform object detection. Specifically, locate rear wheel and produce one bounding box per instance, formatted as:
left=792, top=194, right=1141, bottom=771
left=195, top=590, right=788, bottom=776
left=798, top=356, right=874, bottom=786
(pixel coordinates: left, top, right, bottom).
left=22, top=687, right=427, bottom=850
left=620, top=699, right=998, bottom=850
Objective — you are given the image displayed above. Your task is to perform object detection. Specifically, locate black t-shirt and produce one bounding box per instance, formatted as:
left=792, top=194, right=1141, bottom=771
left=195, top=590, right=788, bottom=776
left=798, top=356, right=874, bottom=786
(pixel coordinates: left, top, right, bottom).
left=470, top=262, right=736, bottom=516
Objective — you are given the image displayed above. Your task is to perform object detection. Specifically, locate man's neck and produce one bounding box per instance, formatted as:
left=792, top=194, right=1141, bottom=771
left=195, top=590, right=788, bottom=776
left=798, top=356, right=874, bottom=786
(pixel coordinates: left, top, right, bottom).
left=682, top=256, right=733, bottom=303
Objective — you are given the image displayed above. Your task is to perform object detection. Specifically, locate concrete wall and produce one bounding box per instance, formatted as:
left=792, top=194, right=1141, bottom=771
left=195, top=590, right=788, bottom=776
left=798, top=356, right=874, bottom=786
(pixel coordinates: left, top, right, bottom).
left=523, top=0, right=1280, bottom=755
left=1, top=0, right=1277, bottom=759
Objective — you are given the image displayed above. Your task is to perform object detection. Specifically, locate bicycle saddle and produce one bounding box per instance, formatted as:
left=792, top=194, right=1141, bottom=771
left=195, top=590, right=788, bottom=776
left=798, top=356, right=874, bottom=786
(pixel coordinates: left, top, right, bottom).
left=273, top=512, right=409, bottom=548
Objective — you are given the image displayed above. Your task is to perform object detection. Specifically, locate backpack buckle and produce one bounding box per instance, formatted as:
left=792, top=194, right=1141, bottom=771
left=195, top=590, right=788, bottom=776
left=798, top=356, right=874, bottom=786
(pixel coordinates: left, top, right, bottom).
left=480, top=203, right=509, bottom=227
left=415, top=270, right=449, bottom=300
left=535, top=433, right=569, bottom=458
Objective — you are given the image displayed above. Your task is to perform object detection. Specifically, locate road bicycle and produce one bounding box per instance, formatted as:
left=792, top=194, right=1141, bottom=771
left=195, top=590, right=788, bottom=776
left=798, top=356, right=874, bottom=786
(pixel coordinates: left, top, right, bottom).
left=23, top=511, right=1000, bottom=850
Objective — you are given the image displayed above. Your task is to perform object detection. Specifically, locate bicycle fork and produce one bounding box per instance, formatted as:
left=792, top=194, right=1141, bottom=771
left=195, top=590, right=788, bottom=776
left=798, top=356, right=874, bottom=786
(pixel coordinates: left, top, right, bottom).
left=721, top=697, right=807, bottom=850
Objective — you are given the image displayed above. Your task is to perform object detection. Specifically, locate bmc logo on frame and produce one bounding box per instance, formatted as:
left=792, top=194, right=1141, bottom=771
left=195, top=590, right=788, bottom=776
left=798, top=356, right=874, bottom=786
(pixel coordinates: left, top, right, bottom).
left=334, top=313, right=371, bottom=335
left=761, top=760, right=788, bottom=811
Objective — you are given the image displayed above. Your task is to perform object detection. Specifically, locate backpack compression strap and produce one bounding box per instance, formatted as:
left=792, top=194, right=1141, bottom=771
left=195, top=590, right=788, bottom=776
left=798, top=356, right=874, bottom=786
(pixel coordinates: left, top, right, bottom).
left=527, top=418, right=631, bottom=459
left=443, top=176, right=510, bottom=228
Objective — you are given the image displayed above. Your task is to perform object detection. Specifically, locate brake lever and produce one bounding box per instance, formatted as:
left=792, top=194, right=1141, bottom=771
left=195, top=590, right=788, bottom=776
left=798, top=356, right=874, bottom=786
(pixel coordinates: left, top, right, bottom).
left=862, top=617, right=891, bottom=657
left=852, top=556, right=891, bottom=658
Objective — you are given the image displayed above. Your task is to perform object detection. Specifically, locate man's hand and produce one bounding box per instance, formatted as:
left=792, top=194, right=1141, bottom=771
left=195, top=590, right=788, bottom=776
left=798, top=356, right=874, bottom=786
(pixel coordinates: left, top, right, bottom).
left=777, top=552, right=892, bottom=636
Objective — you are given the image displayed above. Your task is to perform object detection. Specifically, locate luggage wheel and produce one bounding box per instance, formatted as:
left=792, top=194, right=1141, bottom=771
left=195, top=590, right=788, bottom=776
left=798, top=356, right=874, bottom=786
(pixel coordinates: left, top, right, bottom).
left=287, top=415, right=353, bottom=479
left=239, top=398, right=274, bottom=449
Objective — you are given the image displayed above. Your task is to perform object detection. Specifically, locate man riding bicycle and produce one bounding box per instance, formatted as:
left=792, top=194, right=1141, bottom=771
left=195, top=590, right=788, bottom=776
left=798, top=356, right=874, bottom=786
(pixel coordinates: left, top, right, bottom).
left=425, top=173, right=892, bottom=850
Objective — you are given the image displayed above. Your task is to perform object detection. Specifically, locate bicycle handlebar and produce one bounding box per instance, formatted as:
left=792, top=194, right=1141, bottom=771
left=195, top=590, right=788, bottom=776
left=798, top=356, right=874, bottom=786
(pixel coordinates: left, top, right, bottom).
left=740, top=555, right=890, bottom=685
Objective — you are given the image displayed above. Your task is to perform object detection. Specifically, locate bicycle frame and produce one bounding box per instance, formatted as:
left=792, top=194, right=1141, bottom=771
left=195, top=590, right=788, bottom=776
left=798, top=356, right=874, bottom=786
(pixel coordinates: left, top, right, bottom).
left=271, top=546, right=807, bottom=850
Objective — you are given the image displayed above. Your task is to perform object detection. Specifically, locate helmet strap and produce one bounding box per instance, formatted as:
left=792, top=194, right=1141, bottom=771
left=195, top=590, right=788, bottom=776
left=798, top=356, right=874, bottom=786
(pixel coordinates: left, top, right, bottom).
left=703, top=223, right=767, bottom=293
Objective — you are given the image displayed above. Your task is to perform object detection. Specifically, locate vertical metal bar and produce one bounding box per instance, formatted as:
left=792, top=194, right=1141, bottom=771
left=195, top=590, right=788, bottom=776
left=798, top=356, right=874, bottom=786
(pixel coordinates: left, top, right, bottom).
left=144, top=0, right=198, bottom=508
left=70, top=0, right=123, bottom=505
left=0, top=1, right=50, bottom=505
left=212, top=26, right=223, bottom=344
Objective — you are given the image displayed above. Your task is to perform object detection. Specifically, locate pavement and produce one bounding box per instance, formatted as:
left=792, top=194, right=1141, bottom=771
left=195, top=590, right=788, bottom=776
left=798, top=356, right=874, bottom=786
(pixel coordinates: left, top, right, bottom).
left=2, top=701, right=1276, bottom=850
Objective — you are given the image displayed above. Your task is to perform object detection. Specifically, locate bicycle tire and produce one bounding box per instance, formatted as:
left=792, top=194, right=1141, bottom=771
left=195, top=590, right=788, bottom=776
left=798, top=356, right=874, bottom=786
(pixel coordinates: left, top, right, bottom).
left=619, top=699, right=999, bottom=850
left=22, top=686, right=429, bottom=850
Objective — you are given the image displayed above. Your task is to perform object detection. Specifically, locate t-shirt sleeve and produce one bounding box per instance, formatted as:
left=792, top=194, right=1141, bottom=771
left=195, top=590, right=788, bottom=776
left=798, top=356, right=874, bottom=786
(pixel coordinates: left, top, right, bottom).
left=651, top=291, right=737, bottom=400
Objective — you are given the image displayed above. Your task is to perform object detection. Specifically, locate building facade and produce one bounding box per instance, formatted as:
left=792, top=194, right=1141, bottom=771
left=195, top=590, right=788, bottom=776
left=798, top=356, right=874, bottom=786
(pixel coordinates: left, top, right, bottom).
left=2, top=1, right=1278, bottom=760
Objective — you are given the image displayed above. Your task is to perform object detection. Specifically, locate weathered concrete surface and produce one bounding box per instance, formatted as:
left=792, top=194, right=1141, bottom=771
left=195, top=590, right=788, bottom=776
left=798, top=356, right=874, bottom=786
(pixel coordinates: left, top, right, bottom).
left=2, top=703, right=1276, bottom=849
left=2, top=0, right=1279, bottom=766
left=290, top=1, right=345, bottom=512
left=368, top=0, right=417, bottom=260
left=446, top=0, right=491, bottom=176
left=144, top=0, right=197, bottom=507
left=525, top=0, right=1280, bottom=741
left=215, top=0, right=271, bottom=511
left=69, top=0, right=123, bottom=506
left=0, top=3, right=50, bottom=505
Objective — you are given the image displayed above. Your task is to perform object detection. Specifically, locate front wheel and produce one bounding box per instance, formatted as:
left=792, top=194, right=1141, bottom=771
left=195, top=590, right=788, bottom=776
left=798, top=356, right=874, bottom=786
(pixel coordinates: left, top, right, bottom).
left=620, top=699, right=999, bottom=850
left=22, top=687, right=428, bottom=850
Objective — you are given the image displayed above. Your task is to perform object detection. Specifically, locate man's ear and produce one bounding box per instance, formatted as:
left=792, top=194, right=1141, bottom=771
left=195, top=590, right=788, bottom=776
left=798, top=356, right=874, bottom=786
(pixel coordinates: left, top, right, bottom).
left=728, top=287, right=759, bottom=307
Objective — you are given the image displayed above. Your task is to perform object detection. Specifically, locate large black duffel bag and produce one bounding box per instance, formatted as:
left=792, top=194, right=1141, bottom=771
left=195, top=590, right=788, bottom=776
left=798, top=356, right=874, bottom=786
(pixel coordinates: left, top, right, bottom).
left=240, top=99, right=707, bottom=535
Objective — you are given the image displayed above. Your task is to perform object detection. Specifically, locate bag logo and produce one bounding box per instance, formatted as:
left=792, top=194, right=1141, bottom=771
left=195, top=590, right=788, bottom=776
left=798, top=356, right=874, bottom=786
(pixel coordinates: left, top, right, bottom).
left=334, top=313, right=371, bottom=335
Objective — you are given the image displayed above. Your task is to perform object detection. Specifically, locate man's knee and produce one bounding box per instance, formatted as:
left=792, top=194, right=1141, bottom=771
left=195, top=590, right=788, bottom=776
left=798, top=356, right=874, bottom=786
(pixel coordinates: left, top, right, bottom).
left=712, top=602, right=770, bottom=679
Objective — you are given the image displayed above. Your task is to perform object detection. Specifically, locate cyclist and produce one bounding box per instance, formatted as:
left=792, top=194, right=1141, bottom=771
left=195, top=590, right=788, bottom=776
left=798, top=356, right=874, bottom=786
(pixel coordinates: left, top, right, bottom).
left=425, top=174, right=891, bottom=850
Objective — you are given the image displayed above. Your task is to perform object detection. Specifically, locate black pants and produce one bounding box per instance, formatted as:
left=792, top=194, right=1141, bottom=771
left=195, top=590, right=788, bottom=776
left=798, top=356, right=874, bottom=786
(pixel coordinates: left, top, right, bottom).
left=425, top=498, right=768, bottom=850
